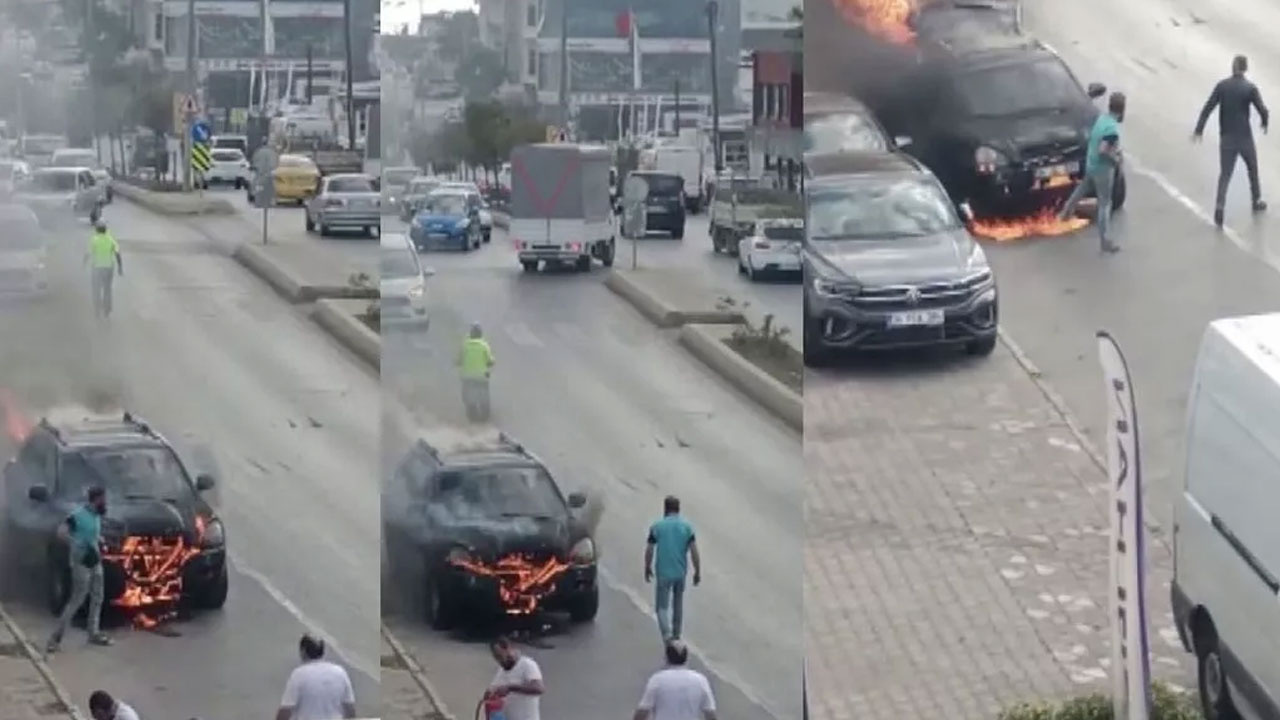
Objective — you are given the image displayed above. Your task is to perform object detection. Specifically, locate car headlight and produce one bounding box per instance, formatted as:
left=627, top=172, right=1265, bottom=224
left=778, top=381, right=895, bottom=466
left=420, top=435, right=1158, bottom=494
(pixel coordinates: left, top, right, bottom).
left=455, top=219, right=470, bottom=230
left=446, top=546, right=474, bottom=565
left=200, top=517, right=225, bottom=547
left=975, top=286, right=997, bottom=304
left=812, top=275, right=859, bottom=298
left=407, top=282, right=424, bottom=298
left=569, top=538, right=596, bottom=565
left=974, top=146, right=1008, bottom=171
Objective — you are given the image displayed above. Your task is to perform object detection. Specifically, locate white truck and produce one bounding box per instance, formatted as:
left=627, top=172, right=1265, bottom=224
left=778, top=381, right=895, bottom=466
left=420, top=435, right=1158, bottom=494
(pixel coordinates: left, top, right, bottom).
left=510, top=143, right=617, bottom=273
left=650, top=145, right=706, bottom=213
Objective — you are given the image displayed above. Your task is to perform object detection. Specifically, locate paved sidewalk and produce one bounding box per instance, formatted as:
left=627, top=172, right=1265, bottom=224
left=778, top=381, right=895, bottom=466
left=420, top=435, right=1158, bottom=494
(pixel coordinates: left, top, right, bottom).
left=0, top=608, right=77, bottom=720
left=804, top=342, right=1193, bottom=720
left=381, top=630, right=451, bottom=720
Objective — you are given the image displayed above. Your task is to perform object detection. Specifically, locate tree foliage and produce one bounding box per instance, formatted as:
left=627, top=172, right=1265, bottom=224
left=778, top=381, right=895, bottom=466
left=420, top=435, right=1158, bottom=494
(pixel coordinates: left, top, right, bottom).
left=454, top=46, right=507, bottom=100
left=415, top=101, right=547, bottom=175
left=434, top=11, right=480, bottom=62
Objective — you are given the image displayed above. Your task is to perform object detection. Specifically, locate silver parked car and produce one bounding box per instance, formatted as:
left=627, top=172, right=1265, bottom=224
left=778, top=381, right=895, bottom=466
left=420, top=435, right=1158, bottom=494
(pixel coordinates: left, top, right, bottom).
left=14, top=167, right=103, bottom=224
left=399, top=176, right=441, bottom=221
left=304, top=173, right=381, bottom=237
left=49, top=148, right=113, bottom=202
left=382, top=166, right=419, bottom=213
left=379, top=232, right=431, bottom=329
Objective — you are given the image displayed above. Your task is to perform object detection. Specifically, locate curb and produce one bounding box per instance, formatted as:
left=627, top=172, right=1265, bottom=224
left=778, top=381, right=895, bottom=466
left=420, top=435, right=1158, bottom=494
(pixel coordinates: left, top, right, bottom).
left=113, top=182, right=236, bottom=216
left=312, top=299, right=381, bottom=368
left=232, top=243, right=379, bottom=304
left=604, top=271, right=745, bottom=328
left=679, top=324, right=804, bottom=432
left=381, top=624, right=457, bottom=720
left=0, top=602, right=86, bottom=720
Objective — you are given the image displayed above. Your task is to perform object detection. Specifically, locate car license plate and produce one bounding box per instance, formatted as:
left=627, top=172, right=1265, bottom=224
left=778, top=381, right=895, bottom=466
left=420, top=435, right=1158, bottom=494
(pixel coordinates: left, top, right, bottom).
left=888, top=309, right=944, bottom=327
left=647, top=204, right=665, bottom=211
left=1035, top=162, right=1077, bottom=179
left=427, top=232, right=447, bottom=239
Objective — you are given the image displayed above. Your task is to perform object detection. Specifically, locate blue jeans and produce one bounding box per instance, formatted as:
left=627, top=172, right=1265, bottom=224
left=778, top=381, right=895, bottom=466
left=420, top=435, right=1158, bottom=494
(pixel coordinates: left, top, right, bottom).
left=655, top=577, right=686, bottom=641
left=1059, top=165, right=1117, bottom=247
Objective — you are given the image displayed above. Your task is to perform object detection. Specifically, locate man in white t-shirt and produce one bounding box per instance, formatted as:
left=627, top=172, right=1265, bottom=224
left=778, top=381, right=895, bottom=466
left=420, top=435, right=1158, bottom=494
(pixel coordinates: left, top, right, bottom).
left=487, top=635, right=545, bottom=720
left=88, top=690, right=140, bottom=720
left=634, top=640, right=718, bottom=720
left=276, top=634, right=357, bottom=720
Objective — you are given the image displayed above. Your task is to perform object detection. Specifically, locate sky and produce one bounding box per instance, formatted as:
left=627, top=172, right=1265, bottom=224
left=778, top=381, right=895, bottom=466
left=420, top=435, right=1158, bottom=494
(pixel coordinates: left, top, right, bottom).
left=382, top=0, right=474, bottom=34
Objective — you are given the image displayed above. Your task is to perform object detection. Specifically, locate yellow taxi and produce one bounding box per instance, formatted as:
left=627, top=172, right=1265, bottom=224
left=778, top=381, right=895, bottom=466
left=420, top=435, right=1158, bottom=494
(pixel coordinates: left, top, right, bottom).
left=271, top=154, right=320, bottom=203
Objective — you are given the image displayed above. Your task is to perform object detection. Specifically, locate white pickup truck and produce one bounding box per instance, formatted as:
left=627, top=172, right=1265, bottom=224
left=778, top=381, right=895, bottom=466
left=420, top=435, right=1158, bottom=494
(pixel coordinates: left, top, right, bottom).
left=509, top=143, right=617, bottom=273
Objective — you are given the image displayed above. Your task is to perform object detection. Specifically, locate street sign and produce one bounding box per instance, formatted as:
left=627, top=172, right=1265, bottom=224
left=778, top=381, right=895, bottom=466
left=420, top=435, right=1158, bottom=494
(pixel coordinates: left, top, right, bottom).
left=191, top=120, right=211, bottom=144
left=623, top=174, right=649, bottom=204
left=191, top=141, right=212, bottom=174
left=252, top=146, right=278, bottom=174
left=180, top=94, right=198, bottom=115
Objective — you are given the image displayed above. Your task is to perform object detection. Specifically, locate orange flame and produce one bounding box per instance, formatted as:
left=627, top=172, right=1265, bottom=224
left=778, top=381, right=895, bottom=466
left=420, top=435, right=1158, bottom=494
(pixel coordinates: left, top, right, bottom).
left=0, top=388, right=32, bottom=444
left=831, top=0, right=917, bottom=44
left=969, top=207, right=1091, bottom=242
left=449, top=553, right=570, bottom=616
left=103, top=534, right=201, bottom=628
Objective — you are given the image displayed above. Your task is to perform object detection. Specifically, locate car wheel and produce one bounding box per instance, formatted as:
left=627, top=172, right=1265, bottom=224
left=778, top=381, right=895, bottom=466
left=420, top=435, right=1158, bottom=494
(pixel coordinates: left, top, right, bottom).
left=318, top=223, right=330, bottom=237
left=1196, top=623, right=1243, bottom=720
left=745, top=257, right=758, bottom=281
left=196, top=565, right=230, bottom=610
left=601, top=238, right=615, bottom=268
left=673, top=224, right=685, bottom=240
left=803, top=305, right=833, bottom=368
left=966, top=335, right=998, bottom=357
left=234, top=179, right=243, bottom=190
left=521, top=260, right=539, bottom=273
left=568, top=585, right=600, bottom=623
left=738, top=253, right=747, bottom=275
left=424, top=571, right=458, bottom=631
left=483, top=229, right=491, bottom=243
left=575, top=255, right=592, bottom=272
left=305, top=213, right=315, bottom=232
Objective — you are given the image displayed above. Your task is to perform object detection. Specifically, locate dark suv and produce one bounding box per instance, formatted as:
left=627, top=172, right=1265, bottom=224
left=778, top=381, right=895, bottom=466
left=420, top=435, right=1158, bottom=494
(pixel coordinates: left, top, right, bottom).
left=631, top=171, right=687, bottom=238
left=880, top=33, right=1123, bottom=214
left=803, top=151, right=999, bottom=364
left=2, top=411, right=228, bottom=616
left=382, top=431, right=599, bottom=630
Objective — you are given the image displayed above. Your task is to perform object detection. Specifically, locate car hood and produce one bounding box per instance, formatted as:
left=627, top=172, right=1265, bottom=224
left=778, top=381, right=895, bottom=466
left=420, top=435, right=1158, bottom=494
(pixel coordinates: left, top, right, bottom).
left=955, top=111, right=1092, bottom=157
left=0, top=249, right=44, bottom=269
left=100, top=498, right=202, bottom=541
left=382, top=274, right=421, bottom=297
left=807, top=229, right=986, bottom=286
left=436, top=515, right=575, bottom=560
left=415, top=213, right=467, bottom=226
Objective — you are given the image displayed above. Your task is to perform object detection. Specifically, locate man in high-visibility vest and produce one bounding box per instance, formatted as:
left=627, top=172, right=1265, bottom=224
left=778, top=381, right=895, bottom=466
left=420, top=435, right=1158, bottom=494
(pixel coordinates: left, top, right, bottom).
left=85, top=220, right=123, bottom=318
left=458, top=323, right=495, bottom=422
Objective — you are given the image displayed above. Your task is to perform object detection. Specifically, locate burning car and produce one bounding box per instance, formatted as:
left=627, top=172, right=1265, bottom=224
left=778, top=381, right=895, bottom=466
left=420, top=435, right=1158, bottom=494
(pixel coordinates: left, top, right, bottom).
left=2, top=410, right=228, bottom=625
left=382, top=430, right=599, bottom=630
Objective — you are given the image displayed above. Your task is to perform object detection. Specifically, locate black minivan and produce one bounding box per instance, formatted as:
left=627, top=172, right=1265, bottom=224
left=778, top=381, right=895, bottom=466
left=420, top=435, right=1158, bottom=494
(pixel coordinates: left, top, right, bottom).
left=631, top=171, right=687, bottom=239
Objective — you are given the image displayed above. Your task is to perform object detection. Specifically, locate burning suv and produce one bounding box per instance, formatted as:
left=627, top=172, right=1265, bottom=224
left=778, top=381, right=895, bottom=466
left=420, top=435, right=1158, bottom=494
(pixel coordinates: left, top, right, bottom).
left=383, top=430, right=599, bottom=630
left=803, top=151, right=998, bottom=363
left=2, top=411, right=228, bottom=623
left=881, top=29, right=1123, bottom=215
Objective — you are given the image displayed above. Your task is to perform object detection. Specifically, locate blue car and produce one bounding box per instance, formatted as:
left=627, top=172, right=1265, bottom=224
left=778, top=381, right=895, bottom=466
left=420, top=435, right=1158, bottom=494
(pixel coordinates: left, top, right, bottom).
left=408, top=191, right=482, bottom=251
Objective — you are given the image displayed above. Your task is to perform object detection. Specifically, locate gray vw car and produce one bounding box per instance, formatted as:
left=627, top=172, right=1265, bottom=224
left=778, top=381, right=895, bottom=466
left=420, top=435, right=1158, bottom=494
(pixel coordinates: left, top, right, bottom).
left=304, top=173, right=381, bottom=237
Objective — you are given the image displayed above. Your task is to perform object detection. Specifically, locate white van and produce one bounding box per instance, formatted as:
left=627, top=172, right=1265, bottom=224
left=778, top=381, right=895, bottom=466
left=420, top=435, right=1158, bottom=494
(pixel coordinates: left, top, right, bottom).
left=1173, top=313, right=1280, bottom=720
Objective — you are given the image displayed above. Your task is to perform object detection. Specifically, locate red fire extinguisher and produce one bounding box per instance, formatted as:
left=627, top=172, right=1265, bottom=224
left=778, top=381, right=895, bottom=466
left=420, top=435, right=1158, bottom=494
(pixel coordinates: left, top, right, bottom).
left=477, top=690, right=506, bottom=720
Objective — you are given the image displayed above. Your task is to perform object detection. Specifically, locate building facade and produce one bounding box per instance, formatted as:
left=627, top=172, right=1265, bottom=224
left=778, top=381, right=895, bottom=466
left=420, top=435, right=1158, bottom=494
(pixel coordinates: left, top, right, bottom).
left=745, top=22, right=801, bottom=190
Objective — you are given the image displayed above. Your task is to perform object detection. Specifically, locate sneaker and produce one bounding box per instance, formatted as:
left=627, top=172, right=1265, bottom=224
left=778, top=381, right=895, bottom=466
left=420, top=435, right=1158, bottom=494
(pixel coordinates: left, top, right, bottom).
left=1102, top=243, right=1122, bottom=254
left=44, top=639, right=60, bottom=655
left=1214, top=208, right=1225, bottom=228
left=88, top=633, right=112, bottom=647
left=1254, top=200, right=1268, bottom=212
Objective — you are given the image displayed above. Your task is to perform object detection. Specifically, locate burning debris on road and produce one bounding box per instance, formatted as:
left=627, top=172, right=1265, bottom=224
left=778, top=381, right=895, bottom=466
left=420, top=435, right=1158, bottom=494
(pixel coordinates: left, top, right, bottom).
left=448, top=553, right=570, bottom=616
left=104, top=519, right=207, bottom=629
left=969, top=207, right=1090, bottom=242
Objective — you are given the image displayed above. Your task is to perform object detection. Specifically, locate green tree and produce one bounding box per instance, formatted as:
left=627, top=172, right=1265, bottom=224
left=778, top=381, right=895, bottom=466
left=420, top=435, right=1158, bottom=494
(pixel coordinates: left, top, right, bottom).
left=462, top=100, right=508, bottom=171
left=454, top=46, right=507, bottom=100
left=435, top=11, right=479, bottom=62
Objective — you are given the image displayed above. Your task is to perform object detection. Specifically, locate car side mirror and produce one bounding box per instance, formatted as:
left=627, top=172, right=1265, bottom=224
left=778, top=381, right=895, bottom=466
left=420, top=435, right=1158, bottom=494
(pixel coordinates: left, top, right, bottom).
left=567, top=492, right=587, bottom=508
left=894, top=135, right=913, bottom=148
left=957, top=202, right=975, bottom=223
left=195, top=474, right=216, bottom=491
left=1087, top=82, right=1107, bottom=99
left=423, top=266, right=436, bottom=278
left=28, top=485, right=49, bottom=501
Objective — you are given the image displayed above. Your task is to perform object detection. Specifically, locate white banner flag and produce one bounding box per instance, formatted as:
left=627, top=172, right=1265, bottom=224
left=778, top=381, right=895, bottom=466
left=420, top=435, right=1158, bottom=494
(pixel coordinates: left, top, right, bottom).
left=1098, top=330, right=1153, bottom=720
left=629, top=8, right=641, bottom=91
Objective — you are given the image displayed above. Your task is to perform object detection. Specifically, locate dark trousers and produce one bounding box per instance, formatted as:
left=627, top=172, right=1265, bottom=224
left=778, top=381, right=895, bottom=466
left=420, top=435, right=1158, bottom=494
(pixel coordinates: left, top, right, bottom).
left=1216, top=138, right=1262, bottom=210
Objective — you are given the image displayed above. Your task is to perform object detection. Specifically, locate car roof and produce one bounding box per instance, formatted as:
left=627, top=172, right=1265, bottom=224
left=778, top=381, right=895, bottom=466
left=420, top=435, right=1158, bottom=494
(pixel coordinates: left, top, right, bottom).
left=929, top=36, right=1055, bottom=71
left=428, top=187, right=470, bottom=196
left=37, top=410, right=167, bottom=451
left=440, top=450, right=536, bottom=469
left=35, top=166, right=85, bottom=174
left=278, top=154, right=315, bottom=163
left=805, top=151, right=925, bottom=178
left=326, top=173, right=373, bottom=182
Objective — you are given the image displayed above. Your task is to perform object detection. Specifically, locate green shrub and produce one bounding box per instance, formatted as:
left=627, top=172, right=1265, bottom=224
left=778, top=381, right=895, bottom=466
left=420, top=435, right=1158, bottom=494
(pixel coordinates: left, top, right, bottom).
left=997, top=682, right=1200, bottom=720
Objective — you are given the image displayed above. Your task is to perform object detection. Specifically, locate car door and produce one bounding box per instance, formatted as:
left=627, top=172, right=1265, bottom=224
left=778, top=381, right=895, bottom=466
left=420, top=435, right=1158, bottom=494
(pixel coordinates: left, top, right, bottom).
left=6, top=434, right=61, bottom=562
left=74, top=171, right=95, bottom=211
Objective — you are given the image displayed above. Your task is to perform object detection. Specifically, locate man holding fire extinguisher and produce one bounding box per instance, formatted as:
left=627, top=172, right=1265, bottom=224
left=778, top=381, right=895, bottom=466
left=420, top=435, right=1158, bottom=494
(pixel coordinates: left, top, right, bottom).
left=483, top=636, right=544, bottom=720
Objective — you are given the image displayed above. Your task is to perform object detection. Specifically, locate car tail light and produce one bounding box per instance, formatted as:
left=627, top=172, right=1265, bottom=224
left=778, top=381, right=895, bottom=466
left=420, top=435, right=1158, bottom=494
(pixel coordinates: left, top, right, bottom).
left=513, top=238, right=525, bottom=249
left=568, top=242, right=581, bottom=252
left=325, top=198, right=344, bottom=208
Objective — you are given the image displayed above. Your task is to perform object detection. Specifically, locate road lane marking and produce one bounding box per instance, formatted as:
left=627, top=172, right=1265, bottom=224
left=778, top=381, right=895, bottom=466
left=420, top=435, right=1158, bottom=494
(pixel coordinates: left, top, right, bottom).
left=597, top=564, right=782, bottom=720
left=1126, top=154, right=1248, bottom=253
left=228, top=550, right=380, bottom=682
left=504, top=322, right=544, bottom=347
left=550, top=321, right=590, bottom=345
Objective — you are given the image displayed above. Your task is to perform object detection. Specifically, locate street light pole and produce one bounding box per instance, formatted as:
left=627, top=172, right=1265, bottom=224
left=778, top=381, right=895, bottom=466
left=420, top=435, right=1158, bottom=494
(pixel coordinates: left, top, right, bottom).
left=85, top=0, right=100, bottom=164
left=183, top=0, right=197, bottom=190
left=343, top=0, right=356, bottom=151
left=706, top=0, right=722, bottom=175
left=557, top=0, right=569, bottom=129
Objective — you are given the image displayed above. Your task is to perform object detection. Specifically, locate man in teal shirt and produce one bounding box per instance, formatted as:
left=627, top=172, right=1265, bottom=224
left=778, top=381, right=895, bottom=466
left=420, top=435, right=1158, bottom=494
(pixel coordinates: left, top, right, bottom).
left=1058, top=92, right=1127, bottom=253
left=46, top=486, right=113, bottom=653
left=644, top=496, right=702, bottom=641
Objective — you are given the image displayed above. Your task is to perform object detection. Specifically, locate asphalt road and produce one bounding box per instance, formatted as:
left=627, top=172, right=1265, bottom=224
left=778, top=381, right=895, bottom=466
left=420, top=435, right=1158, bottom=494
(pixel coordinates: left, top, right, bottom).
left=380, top=227, right=803, bottom=720
left=0, top=200, right=380, bottom=718
left=218, top=185, right=380, bottom=271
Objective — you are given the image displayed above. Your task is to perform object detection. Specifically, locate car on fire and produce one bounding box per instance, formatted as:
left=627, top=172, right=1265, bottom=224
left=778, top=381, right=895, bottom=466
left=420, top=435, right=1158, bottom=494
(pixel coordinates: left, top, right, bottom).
left=877, top=32, right=1124, bottom=215
left=802, top=151, right=999, bottom=364
left=2, top=410, right=229, bottom=618
left=382, top=430, right=599, bottom=630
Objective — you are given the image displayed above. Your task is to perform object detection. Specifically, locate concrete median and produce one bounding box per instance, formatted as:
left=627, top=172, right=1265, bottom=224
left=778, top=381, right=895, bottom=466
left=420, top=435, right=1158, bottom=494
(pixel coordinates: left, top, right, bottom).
left=312, top=298, right=380, bottom=368
left=232, top=243, right=379, bottom=303
left=678, top=323, right=803, bottom=432
left=604, top=270, right=745, bottom=328
left=113, top=182, right=236, bottom=216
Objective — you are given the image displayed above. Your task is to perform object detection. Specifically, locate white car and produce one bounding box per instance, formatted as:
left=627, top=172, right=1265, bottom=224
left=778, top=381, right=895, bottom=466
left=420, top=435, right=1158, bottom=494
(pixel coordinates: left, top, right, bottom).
left=439, top=181, right=493, bottom=242
left=379, top=232, right=431, bottom=328
left=0, top=159, right=31, bottom=195
left=202, top=148, right=251, bottom=189
left=0, top=204, right=49, bottom=296
left=737, top=218, right=804, bottom=280
left=15, top=167, right=104, bottom=222
left=49, top=148, right=112, bottom=202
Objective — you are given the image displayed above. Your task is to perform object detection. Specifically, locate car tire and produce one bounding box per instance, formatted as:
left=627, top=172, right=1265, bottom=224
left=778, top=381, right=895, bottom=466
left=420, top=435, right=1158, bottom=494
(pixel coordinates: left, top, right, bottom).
left=738, top=254, right=747, bottom=275
left=521, top=260, right=539, bottom=273
left=424, top=572, right=458, bottom=631
left=568, top=585, right=600, bottom=623
left=803, top=303, right=834, bottom=368
left=601, top=238, right=616, bottom=268
left=966, top=335, right=998, bottom=357
left=234, top=179, right=243, bottom=190
left=745, top=257, right=758, bottom=281
left=318, top=223, right=330, bottom=237
left=483, top=229, right=491, bottom=243
left=575, top=255, right=592, bottom=272
left=1196, top=622, right=1243, bottom=720
left=305, top=213, right=315, bottom=233
left=1112, top=170, right=1127, bottom=212
left=195, top=565, right=230, bottom=610
left=672, top=224, right=685, bottom=240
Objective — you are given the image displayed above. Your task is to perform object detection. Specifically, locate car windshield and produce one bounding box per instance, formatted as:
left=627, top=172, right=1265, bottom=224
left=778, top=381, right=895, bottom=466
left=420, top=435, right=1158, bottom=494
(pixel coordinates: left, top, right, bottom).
left=59, top=447, right=192, bottom=502
left=328, top=177, right=374, bottom=193
left=424, top=194, right=467, bottom=215
left=53, top=151, right=95, bottom=167
left=808, top=178, right=959, bottom=239
left=954, top=60, right=1083, bottom=117
left=29, top=172, right=76, bottom=192
left=213, top=138, right=246, bottom=151
left=212, top=150, right=243, bottom=163
left=0, top=217, right=41, bottom=251
left=380, top=244, right=420, bottom=279
left=409, top=180, right=438, bottom=194
left=384, top=169, right=416, bottom=186
left=639, top=174, right=682, bottom=196
left=804, top=112, right=889, bottom=153
left=279, top=156, right=314, bottom=170
left=432, top=465, right=564, bottom=518
left=762, top=224, right=804, bottom=241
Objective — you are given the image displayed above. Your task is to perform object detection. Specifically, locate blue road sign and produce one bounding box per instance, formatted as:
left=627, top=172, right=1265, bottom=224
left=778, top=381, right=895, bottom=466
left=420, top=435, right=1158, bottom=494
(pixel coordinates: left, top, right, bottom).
left=191, top=121, right=211, bottom=144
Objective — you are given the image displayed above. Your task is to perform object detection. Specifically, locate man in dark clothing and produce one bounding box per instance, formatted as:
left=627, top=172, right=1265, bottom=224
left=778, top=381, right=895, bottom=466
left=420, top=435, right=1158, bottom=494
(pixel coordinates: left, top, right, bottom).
left=1193, top=54, right=1270, bottom=228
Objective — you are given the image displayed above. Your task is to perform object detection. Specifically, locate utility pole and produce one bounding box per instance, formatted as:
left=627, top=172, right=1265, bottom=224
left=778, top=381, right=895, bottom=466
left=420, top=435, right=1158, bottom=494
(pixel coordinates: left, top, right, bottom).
left=343, top=0, right=356, bottom=150
left=305, top=43, right=313, bottom=103
left=706, top=0, right=722, bottom=175
left=183, top=0, right=197, bottom=190
left=86, top=0, right=100, bottom=164
left=557, top=0, right=569, bottom=129
left=673, top=77, right=680, bottom=135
